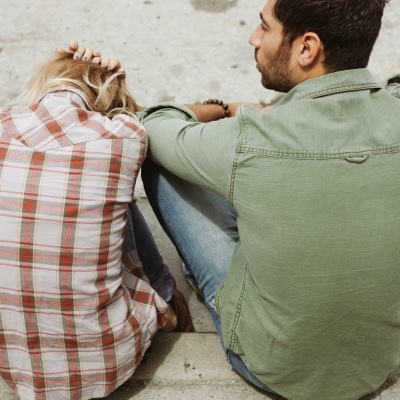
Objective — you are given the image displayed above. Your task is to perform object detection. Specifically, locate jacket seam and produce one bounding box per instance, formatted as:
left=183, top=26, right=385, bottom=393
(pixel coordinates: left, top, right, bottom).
left=236, top=145, right=400, bottom=159
left=299, top=82, right=382, bottom=99
left=229, top=263, right=248, bottom=350
left=229, top=117, right=246, bottom=204
left=229, top=152, right=240, bottom=204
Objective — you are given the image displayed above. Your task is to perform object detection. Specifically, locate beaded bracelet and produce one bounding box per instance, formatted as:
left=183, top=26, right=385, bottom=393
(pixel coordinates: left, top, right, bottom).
left=203, top=99, right=231, bottom=117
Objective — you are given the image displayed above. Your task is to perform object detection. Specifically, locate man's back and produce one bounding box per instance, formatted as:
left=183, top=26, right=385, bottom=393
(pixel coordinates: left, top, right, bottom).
left=217, top=69, right=400, bottom=399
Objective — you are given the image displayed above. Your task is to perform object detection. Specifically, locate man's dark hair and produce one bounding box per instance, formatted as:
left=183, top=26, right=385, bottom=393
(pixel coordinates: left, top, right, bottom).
left=273, top=0, right=389, bottom=73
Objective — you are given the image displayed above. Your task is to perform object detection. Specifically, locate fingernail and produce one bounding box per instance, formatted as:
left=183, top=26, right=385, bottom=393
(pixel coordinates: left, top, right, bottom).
left=107, top=65, right=112, bottom=69
left=101, top=62, right=106, bottom=66
left=83, top=56, right=87, bottom=61
left=74, top=55, right=80, bottom=60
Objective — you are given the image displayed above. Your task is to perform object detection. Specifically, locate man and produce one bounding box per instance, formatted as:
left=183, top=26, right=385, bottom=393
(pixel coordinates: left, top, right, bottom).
left=68, top=0, right=399, bottom=398
left=137, top=0, right=400, bottom=399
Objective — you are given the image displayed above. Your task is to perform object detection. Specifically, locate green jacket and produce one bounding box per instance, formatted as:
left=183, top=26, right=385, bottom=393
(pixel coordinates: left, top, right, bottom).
left=141, top=69, right=400, bottom=400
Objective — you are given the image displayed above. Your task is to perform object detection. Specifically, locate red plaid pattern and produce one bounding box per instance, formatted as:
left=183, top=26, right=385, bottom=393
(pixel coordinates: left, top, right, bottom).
left=0, top=87, right=168, bottom=400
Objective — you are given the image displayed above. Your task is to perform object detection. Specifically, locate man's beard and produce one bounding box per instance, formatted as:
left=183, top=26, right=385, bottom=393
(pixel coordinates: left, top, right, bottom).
left=256, top=39, right=295, bottom=93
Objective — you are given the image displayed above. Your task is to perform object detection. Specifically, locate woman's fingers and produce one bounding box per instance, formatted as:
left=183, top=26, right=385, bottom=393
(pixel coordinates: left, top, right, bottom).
left=56, top=40, right=124, bottom=72
left=57, top=39, right=79, bottom=55
left=57, top=40, right=100, bottom=61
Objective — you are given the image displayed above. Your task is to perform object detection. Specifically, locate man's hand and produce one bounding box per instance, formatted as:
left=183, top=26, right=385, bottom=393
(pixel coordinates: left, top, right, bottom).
left=184, top=101, right=265, bottom=122
left=57, top=39, right=125, bottom=72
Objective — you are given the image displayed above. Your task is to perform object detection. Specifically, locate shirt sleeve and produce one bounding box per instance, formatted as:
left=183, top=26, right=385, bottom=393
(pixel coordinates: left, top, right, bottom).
left=140, top=102, right=240, bottom=201
left=19, top=87, right=148, bottom=153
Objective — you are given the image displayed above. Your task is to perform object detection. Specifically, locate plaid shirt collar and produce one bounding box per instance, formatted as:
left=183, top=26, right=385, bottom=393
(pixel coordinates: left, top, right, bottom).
left=38, top=84, right=92, bottom=109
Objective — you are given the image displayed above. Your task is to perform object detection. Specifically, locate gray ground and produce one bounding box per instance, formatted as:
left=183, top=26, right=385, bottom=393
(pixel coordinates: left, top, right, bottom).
left=1, top=0, right=400, bottom=399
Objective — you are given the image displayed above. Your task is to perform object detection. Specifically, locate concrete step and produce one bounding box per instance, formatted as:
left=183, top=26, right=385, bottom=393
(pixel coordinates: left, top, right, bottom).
left=1, top=332, right=399, bottom=399
left=104, top=332, right=400, bottom=400
left=0, top=333, right=270, bottom=400
left=105, top=332, right=272, bottom=400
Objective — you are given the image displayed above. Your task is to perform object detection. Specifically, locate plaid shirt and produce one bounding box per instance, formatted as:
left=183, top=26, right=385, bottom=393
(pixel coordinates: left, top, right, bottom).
left=0, top=86, right=168, bottom=400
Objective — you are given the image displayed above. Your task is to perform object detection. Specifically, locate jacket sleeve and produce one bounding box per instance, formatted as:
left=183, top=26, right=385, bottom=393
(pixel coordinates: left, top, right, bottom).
left=140, top=102, right=240, bottom=201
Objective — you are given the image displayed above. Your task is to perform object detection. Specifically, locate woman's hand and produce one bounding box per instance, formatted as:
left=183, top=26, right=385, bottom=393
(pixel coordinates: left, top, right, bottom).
left=57, top=39, right=125, bottom=72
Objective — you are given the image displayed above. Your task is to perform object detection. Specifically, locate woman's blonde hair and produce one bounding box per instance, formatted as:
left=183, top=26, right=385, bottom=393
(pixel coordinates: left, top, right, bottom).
left=12, top=52, right=142, bottom=117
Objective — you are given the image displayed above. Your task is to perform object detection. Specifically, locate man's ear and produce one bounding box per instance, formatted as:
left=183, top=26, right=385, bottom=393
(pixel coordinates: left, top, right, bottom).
left=296, top=32, right=324, bottom=68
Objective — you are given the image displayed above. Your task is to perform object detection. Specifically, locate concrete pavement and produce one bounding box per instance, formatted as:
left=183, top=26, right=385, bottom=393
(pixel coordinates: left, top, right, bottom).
left=1, top=0, right=400, bottom=398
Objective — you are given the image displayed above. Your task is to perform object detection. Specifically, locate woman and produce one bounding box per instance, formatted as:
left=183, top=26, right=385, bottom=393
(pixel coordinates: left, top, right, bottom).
left=0, top=48, right=193, bottom=400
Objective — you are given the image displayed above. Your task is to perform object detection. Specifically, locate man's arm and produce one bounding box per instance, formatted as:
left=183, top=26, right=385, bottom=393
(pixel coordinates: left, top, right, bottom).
left=185, top=101, right=264, bottom=122
left=141, top=102, right=241, bottom=200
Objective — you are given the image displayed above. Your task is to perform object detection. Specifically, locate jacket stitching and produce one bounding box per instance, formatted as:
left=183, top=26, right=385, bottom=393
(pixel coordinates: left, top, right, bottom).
left=299, top=82, right=382, bottom=99
left=229, top=263, right=248, bottom=350
left=236, top=145, right=400, bottom=159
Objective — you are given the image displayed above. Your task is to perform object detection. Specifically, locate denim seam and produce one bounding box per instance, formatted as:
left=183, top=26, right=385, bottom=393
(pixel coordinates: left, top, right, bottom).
left=229, top=262, right=248, bottom=350
left=215, top=282, right=223, bottom=316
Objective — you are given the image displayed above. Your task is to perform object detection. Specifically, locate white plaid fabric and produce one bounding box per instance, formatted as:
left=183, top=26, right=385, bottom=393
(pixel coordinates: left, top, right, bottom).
left=0, top=86, right=168, bottom=400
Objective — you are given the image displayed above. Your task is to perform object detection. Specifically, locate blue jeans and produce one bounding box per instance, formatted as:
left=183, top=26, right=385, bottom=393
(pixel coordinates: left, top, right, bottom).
left=124, top=200, right=175, bottom=302
left=141, top=159, right=275, bottom=393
